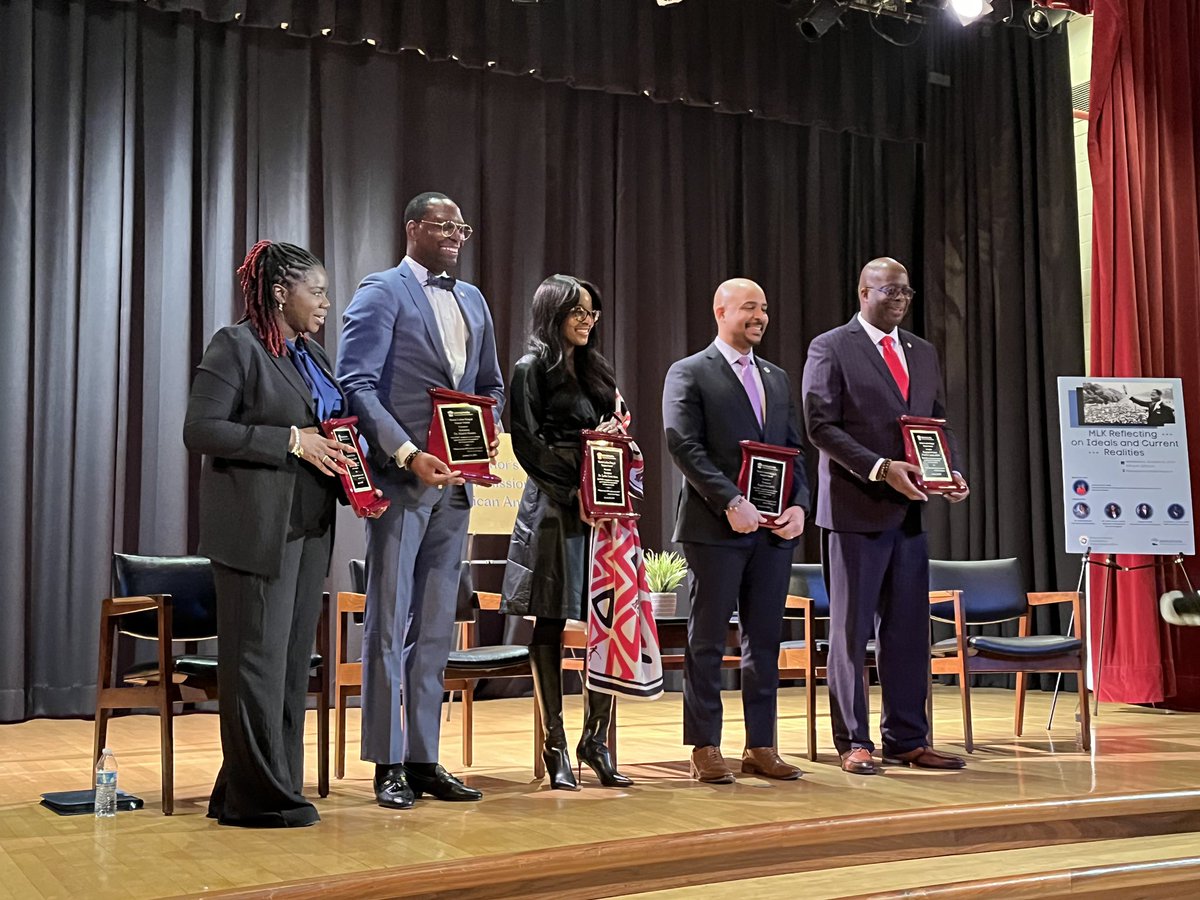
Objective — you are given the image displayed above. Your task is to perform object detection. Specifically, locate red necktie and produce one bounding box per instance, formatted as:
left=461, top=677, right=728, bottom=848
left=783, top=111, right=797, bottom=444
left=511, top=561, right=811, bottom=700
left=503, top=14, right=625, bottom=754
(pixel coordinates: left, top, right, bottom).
left=880, top=336, right=909, bottom=401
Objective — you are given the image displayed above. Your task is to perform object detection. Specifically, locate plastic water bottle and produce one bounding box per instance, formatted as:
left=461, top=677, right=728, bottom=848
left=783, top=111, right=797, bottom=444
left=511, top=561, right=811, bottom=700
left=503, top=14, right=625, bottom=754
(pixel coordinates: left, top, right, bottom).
left=94, top=748, right=118, bottom=818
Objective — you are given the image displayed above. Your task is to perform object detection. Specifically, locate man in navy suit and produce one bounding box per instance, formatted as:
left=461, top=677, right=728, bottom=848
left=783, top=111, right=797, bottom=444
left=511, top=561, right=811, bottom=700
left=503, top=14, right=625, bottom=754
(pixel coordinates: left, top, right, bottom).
left=663, top=278, right=809, bottom=784
left=337, top=192, right=505, bottom=808
left=802, top=257, right=968, bottom=775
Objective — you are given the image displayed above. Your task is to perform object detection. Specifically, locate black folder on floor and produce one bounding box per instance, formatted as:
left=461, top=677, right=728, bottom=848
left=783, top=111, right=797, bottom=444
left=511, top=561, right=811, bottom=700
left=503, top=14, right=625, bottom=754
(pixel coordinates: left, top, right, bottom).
left=40, top=790, right=144, bottom=816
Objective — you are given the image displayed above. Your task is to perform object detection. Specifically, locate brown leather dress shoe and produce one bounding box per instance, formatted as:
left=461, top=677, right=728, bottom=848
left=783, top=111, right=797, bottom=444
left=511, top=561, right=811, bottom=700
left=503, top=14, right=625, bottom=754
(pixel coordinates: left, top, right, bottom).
left=839, top=747, right=878, bottom=775
left=690, top=746, right=735, bottom=784
left=741, top=747, right=802, bottom=780
left=883, top=746, right=966, bottom=769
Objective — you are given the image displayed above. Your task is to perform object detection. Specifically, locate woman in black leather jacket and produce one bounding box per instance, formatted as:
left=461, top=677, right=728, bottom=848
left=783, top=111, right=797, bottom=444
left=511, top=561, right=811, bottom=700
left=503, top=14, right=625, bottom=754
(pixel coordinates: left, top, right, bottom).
left=501, top=274, right=633, bottom=791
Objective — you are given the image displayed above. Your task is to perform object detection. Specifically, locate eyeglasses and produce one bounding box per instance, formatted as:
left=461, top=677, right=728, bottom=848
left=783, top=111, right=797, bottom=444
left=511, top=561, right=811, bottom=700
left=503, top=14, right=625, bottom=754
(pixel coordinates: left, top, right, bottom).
left=419, top=219, right=474, bottom=241
left=568, top=306, right=601, bottom=323
left=868, top=284, right=916, bottom=301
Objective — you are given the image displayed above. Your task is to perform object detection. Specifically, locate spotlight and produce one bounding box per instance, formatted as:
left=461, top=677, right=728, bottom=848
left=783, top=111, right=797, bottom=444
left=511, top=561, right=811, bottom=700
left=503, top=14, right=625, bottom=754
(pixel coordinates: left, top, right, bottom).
left=1024, top=4, right=1072, bottom=37
left=793, top=0, right=848, bottom=42
left=947, top=0, right=993, bottom=26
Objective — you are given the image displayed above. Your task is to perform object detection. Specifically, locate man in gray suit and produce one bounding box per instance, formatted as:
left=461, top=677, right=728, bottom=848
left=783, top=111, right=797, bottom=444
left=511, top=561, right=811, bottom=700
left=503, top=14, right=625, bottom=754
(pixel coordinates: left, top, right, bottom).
left=337, top=192, right=504, bottom=809
left=663, top=278, right=809, bottom=784
left=802, top=257, right=968, bottom=776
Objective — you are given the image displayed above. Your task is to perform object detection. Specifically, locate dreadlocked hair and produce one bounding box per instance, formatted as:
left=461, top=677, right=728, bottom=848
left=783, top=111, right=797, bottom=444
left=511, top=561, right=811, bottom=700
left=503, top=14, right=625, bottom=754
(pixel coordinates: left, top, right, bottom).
left=236, top=240, right=323, bottom=357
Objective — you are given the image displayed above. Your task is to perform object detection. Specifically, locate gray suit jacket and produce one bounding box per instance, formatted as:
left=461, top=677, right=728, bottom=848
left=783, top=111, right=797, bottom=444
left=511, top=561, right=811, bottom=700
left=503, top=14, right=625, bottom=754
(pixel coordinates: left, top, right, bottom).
left=663, top=342, right=809, bottom=547
left=336, top=260, right=505, bottom=508
left=183, top=321, right=344, bottom=578
left=802, top=315, right=958, bottom=533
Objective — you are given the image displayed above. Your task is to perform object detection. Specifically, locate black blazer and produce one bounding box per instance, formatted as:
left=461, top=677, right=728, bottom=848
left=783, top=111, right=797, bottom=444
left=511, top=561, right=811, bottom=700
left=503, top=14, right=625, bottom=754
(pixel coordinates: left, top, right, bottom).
left=662, top=342, right=809, bottom=547
left=183, top=321, right=345, bottom=578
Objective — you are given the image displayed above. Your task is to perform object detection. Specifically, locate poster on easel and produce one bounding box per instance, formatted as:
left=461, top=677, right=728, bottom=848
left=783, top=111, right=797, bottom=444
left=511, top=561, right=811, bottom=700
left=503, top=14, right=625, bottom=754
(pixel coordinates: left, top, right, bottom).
left=1058, top=377, right=1193, bottom=556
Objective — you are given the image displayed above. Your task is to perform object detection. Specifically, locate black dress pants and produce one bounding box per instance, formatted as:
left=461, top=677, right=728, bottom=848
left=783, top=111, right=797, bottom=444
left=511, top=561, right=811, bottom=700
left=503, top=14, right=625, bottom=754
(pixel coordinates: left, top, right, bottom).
left=208, top=530, right=329, bottom=827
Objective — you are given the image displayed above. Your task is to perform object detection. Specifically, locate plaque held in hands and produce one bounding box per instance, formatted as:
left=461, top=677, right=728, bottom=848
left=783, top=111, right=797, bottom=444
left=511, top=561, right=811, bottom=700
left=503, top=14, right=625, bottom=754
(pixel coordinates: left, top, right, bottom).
left=319, top=416, right=391, bottom=519
left=736, top=440, right=800, bottom=528
left=898, top=415, right=957, bottom=493
left=426, top=388, right=501, bottom=485
left=579, top=430, right=640, bottom=522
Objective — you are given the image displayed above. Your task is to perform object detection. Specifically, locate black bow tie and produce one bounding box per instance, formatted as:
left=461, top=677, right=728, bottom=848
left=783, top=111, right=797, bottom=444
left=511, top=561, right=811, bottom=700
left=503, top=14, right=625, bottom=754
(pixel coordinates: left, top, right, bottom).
left=425, top=274, right=456, bottom=291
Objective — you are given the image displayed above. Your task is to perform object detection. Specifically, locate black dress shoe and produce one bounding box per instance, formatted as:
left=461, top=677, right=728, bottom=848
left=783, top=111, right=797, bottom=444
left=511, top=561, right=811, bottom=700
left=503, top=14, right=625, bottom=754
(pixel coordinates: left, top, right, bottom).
left=373, top=764, right=415, bottom=810
left=407, top=764, right=483, bottom=802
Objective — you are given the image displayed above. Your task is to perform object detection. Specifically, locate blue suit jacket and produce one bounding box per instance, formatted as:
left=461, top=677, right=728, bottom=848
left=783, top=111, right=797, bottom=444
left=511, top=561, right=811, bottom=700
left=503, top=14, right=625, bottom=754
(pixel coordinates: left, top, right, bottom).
left=802, top=315, right=958, bottom=533
left=336, top=260, right=505, bottom=508
left=663, top=342, right=809, bottom=546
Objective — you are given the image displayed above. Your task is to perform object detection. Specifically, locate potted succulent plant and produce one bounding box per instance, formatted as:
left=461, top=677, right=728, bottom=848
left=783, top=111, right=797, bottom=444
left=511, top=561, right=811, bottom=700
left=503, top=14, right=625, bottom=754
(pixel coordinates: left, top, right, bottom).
left=643, top=550, right=687, bottom=618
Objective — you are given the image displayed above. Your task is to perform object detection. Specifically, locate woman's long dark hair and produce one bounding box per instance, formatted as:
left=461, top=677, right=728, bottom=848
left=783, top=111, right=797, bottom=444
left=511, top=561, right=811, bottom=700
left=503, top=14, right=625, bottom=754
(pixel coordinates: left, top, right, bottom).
left=526, top=274, right=616, bottom=409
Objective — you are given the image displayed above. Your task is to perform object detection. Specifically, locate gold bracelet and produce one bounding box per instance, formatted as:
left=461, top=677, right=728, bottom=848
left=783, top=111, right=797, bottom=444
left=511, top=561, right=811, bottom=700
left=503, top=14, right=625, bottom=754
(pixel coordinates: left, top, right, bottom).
left=725, top=496, right=745, bottom=514
left=289, top=426, right=305, bottom=458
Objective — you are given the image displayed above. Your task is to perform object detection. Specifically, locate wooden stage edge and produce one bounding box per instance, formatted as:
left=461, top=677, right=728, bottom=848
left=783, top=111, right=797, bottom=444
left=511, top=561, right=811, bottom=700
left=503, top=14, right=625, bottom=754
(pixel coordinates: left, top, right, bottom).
left=194, top=788, right=1200, bottom=900
left=850, top=854, right=1200, bottom=900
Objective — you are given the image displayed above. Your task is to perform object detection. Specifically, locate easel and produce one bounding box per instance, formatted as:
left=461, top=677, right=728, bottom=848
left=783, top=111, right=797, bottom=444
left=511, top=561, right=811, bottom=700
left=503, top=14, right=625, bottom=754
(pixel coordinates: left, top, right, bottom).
left=1048, top=550, right=1194, bottom=728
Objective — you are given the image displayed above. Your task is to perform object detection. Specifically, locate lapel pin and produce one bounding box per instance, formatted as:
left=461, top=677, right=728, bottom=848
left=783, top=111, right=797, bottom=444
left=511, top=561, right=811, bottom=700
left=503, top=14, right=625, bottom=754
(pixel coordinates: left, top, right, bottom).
left=906, top=342, right=912, bottom=349
left=763, top=367, right=771, bottom=374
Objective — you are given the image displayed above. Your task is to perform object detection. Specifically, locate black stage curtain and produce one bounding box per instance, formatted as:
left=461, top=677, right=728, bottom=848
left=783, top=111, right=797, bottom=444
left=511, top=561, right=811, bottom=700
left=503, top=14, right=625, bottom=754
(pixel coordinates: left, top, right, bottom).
left=0, top=0, right=1080, bottom=720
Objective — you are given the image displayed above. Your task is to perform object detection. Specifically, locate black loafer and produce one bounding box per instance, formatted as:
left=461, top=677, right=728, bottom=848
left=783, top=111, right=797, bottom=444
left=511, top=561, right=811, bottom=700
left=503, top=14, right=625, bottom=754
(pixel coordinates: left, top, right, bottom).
left=407, top=764, right=483, bottom=802
left=373, top=765, right=415, bottom=810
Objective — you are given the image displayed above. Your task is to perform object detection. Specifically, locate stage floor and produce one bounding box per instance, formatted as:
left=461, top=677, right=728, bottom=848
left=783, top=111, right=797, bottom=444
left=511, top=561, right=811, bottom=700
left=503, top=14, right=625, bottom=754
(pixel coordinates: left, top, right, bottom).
left=1, top=686, right=1198, bottom=899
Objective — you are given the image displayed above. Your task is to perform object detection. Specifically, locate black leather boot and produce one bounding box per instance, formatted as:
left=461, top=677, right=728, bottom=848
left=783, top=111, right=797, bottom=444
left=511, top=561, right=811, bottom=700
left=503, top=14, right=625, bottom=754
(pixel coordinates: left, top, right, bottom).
left=576, top=686, right=633, bottom=787
left=528, top=643, right=579, bottom=791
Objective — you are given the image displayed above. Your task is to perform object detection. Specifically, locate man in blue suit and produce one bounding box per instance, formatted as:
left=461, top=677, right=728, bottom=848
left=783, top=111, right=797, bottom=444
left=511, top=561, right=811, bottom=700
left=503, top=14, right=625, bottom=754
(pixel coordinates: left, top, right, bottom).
left=663, top=278, right=809, bottom=784
left=337, top=192, right=505, bottom=809
left=802, top=257, right=968, bottom=776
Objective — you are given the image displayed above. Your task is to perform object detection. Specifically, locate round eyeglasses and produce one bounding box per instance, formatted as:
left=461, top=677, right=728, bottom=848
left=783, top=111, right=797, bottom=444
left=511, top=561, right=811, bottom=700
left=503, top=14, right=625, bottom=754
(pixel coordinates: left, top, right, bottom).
left=420, top=219, right=474, bottom=241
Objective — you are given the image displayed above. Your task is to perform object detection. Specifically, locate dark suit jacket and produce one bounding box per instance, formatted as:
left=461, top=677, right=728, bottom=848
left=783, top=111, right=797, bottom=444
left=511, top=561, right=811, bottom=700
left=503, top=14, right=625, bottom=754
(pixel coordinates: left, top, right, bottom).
left=802, top=315, right=958, bottom=534
left=1129, top=395, right=1175, bottom=426
left=663, top=341, right=809, bottom=546
left=183, top=321, right=345, bottom=579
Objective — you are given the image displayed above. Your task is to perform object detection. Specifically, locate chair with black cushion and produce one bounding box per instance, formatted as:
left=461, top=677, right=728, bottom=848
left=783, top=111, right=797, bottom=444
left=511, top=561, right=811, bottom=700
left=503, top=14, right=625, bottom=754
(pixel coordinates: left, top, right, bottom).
left=779, top=563, right=876, bottom=761
left=334, top=560, right=534, bottom=778
left=928, top=558, right=1091, bottom=753
left=95, top=553, right=330, bottom=815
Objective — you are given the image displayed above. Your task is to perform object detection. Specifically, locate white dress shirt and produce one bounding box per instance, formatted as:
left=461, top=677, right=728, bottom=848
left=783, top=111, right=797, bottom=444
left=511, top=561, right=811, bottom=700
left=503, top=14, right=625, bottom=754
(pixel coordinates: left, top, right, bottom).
left=394, top=256, right=469, bottom=469
left=857, top=313, right=907, bottom=482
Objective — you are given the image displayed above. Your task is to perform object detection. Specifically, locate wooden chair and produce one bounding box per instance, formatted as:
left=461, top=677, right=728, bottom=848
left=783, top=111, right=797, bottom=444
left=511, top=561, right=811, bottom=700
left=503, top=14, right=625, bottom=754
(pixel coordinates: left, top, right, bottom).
left=95, top=553, right=329, bottom=815
left=928, top=558, right=1091, bottom=753
left=334, top=561, right=535, bottom=778
left=779, top=563, right=876, bottom=761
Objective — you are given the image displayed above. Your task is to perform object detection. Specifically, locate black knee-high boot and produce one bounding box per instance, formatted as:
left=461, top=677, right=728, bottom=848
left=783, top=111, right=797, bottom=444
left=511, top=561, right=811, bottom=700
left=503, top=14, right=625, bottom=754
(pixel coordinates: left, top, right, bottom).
left=576, top=686, right=633, bottom=787
left=528, top=643, right=579, bottom=791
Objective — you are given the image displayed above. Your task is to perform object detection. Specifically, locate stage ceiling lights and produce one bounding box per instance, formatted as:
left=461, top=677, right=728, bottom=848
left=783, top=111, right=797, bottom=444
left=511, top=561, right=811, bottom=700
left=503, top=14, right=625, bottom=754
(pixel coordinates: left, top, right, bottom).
left=947, top=0, right=993, bottom=26
left=791, top=0, right=850, bottom=42
left=1024, top=2, right=1073, bottom=37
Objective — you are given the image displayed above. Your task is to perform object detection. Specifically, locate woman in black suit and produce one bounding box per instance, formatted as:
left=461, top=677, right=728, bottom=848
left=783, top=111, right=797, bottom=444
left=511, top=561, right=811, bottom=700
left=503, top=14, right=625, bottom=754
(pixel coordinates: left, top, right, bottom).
left=184, top=241, right=352, bottom=827
left=501, top=274, right=632, bottom=791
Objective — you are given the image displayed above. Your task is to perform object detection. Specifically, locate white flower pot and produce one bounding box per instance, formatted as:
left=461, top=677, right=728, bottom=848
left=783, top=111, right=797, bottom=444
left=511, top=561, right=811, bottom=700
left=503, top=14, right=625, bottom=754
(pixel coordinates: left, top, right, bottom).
left=649, top=591, right=677, bottom=618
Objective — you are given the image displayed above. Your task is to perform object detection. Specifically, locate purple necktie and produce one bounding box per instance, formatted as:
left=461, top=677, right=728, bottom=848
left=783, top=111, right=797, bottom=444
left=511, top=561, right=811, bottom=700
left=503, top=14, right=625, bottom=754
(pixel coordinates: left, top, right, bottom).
left=737, top=355, right=763, bottom=427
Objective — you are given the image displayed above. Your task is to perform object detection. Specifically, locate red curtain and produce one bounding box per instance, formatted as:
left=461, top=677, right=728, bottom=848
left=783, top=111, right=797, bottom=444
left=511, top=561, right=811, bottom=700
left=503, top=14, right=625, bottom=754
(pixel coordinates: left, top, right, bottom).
left=1088, top=0, right=1200, bottom=709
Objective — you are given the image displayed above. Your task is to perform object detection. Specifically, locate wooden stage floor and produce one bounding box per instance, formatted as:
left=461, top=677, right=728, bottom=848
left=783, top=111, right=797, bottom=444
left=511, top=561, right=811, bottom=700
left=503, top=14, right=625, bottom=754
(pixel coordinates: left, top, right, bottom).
left=1, top=686, right=1198, bottom=899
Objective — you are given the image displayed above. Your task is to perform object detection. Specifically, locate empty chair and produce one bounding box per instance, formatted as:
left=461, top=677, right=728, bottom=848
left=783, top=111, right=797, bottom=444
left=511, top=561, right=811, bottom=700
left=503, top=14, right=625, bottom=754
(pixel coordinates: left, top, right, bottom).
left=928, top=558, right=1090, bottom=752
left=94, top=553, right=329, bottom=814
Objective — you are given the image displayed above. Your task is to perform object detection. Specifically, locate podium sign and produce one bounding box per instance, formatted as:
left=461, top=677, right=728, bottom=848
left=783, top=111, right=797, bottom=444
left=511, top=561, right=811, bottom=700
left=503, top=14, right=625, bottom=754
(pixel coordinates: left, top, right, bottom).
left=319, top=416, right=391, bottom=519
left=898, top=415, right=957, bottom=494
left=580, top=430, right=639, bottom=521
left=427, top=388, right=501, bottom=485
left=736, top=440, right=799, bottom=528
